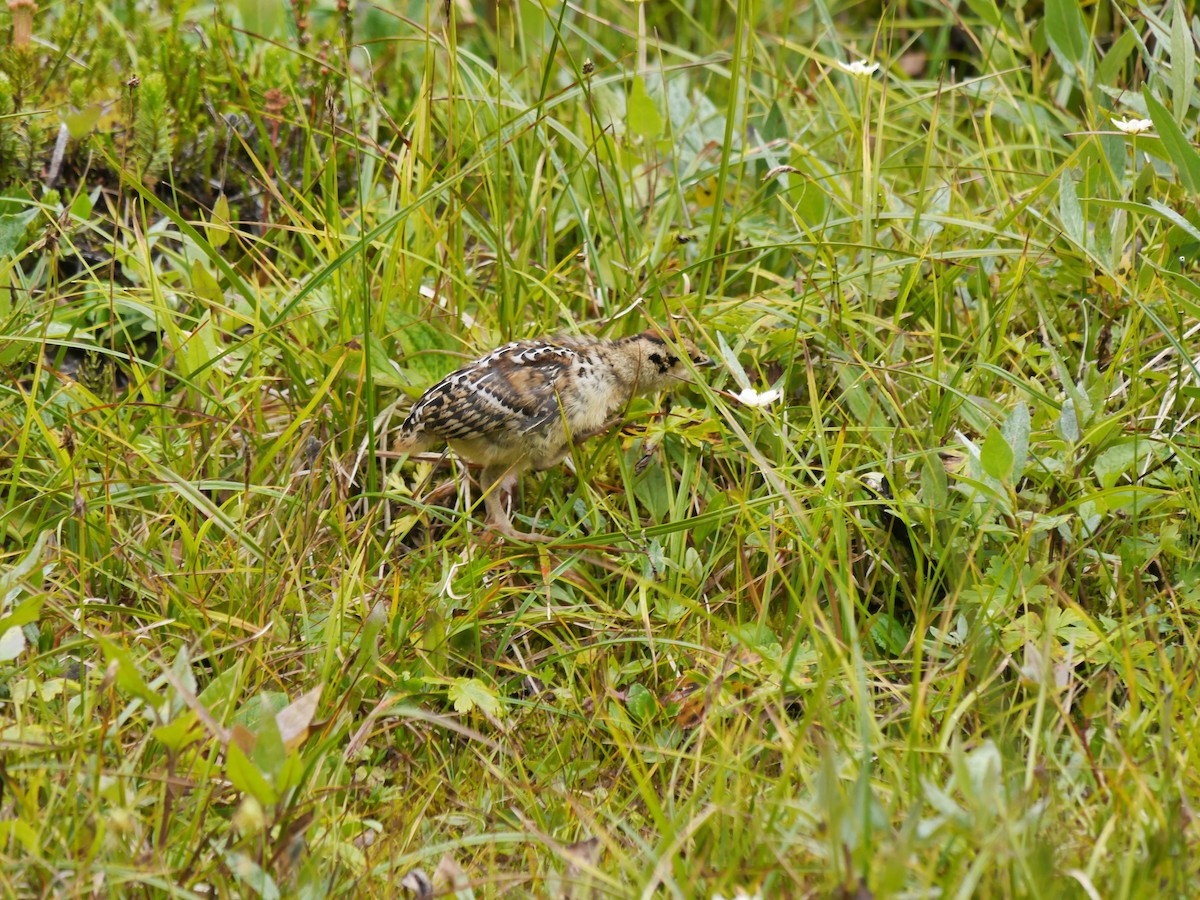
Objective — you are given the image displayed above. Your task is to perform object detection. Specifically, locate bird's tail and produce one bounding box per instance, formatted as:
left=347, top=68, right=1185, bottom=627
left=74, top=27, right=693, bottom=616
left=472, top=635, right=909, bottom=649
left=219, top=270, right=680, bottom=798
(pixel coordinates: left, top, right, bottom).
left=395, top=425, right=433, bottom=454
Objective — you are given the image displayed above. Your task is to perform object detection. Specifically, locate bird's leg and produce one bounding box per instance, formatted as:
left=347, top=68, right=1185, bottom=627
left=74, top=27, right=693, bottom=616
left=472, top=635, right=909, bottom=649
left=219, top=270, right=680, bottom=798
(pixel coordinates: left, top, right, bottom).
left=554, top=417, right=626, bottom=475
left=479, top=464, right=549, bottom=542
left=568, top=416, right=624, bottom=447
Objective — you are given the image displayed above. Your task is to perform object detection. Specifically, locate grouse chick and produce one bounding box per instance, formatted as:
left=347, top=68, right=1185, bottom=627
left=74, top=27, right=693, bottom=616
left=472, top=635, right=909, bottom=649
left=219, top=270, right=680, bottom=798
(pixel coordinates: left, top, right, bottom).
left=397, top=330, right=713, bottom=539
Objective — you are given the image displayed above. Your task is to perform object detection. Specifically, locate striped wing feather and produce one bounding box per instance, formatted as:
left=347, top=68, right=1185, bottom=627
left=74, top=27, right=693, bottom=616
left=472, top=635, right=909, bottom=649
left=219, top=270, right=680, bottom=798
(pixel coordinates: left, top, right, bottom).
left=405, top=341, right=578, bottom=442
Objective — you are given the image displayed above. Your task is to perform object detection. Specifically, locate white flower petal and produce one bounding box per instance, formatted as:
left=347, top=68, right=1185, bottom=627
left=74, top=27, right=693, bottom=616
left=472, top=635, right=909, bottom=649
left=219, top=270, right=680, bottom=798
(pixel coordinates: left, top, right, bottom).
left=838, top=59, right=880, bottom=76
left=1112, top=116, right=1153, bottom=134
left=735, top=387, right=782, bottom=408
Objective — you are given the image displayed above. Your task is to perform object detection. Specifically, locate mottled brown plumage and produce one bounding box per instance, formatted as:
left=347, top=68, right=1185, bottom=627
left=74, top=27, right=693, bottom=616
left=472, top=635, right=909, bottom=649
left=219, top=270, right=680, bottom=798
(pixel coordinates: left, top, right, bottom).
left=398, top=330, right=712, bottom=538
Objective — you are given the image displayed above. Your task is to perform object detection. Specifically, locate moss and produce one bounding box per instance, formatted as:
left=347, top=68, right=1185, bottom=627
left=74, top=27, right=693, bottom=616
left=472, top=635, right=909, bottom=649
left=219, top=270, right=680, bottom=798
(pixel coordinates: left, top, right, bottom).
left=129, top=72, right=174, bottom=184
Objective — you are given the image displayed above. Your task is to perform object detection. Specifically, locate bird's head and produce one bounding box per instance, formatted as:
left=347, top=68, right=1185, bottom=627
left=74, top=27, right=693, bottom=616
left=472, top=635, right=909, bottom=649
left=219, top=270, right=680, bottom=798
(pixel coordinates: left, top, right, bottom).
left=623, top=331, right=714, bottom=392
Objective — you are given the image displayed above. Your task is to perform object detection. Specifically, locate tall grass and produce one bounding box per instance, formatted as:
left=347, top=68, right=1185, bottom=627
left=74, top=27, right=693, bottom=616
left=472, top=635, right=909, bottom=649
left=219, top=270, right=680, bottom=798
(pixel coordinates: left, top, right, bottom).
left=1, top=0, right=1198, bottom=896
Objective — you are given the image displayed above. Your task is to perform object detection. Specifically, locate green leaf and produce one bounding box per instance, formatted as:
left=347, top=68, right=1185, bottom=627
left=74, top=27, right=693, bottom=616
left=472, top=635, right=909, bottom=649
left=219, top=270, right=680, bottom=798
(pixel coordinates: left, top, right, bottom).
left=61, top=104, right=102, bottom=140
left=1093, top=441, right=1145, bottom=488
left=0, top=530, right=50, bottom=603
left=69, top=190, right=94, bottom=221
left=1170, top=0, right=1195, bottom=125
left=1044, top=0, right=1089, bottom=70
left=191, top=259, right=223, bottom=305
left=626, top=683, right=657, bottom=722
left=628, top=77, right=663, bottom=139
left=962, top=0, right=1002, bottom=30
left=1001, top=402, right=1031, bottom=478
left=1097, top=29, right=1139, bottom=87
left=0, top=820, right=37, bottom=855
left=0, top=595, right=45, bottom=650
left=250, top=713, right=287, bottom=778
left=176, top=312, right=223, bottom=382
left=0, top=210, right=36, bottom=257
left=223, top=850, right=281, bottom=900
left=235, top=0, right=284, bottom=38
left=716, top=332, right=750, bottom=390
left=870, top=614, right=911, bottom=656
left=1143, top=87, right=1200, bottom=193
left=1057, top=399, right=1081, bottom=443
left=448, top=678, right=502, bottom=717
left=1058, top=173, right=1084, bottom=247
left=0, top=626, right=24, bottom=662
left=226, top=741, right=278, bottom=806
left=980, top=428, right=1015, bottom=482
left=152, top=712, right=203, bottom=754
left=208, top=193, right=231, bottom=249
left=98, top=639, right=162, bottom=707
left=761, top=101, right=787, bottom=143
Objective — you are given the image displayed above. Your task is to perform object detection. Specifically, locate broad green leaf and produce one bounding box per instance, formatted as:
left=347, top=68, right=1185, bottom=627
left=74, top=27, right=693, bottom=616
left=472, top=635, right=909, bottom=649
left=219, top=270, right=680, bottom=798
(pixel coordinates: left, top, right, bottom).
left=0, top=594, right=48, bottom=638
left=0, top=210, right=35, bottom=257
left=0, top=820, right=37, bottom=855
left=1143, top=87, right=1200, bottom=193
left=980, top=428, right=1015, bottom=482
left=99, top=639, right=162, bottom=706
left=224, top=850, right=281, bottom=900
left=1001, top=402, right=1031, bottom=478
left=191, top=259, right=223, bottom=304
left=62, top=104, right=102, bottom=139
left=1057, top=399, right=1081, bottom=443
left=69, top=190, right=94, bottom=221
left=1148, top=198, right=1200, bottom=244
left=1093, top=441, right=1145, bottom=488
left=518, top=0, right=550, bottom=51
left=761, top=101, right=787, bottom=142
left=0, top=530, right=50, bottom=602
left=250, top=713, right=286, bottom=777
left=1170, top=0, right=1196, bottom=125
left=1058, top=173, right=1085, bottom=247
left=626, top=683, right=656, bottom=722
left=870, top=614, right=911, bottom=656
left=960, top=740, right=1003, bottom=803
left=448, top=678, right=502, bottom=717
left=1097, top=28, right=1139, bottom=87
left=197, top=657, right=243, bottom=721
left=152, top=712, right=203, bottom=754
left=207, top=193, right=231, bottom=249
left=628, top=77, right=663, bottom=139
left=962, top=0, right=1002, bottom=30
left=0, top=626, right=24, bottom=662
left=1045, top=0, right=1089, bottom=70
left=716, top=332, right=750, bottom=390
left=226, top=741, right=278, bottom=806
left=176, top=313, right=223, bottom=382
left=236, top=0, right=284, bottom=38
left=921, top=453, right=949, bottom=507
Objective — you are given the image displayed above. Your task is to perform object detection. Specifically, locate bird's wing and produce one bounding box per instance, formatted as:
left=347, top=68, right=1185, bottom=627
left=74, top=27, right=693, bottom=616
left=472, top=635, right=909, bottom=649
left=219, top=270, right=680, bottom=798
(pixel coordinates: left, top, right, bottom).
left=406, top=341, right=577, bottom=442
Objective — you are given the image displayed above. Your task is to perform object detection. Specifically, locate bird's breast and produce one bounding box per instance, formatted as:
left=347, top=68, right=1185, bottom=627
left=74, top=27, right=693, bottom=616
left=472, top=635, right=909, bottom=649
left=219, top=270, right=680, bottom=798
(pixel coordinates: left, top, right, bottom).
left=562, top=366, right=626, bottom=433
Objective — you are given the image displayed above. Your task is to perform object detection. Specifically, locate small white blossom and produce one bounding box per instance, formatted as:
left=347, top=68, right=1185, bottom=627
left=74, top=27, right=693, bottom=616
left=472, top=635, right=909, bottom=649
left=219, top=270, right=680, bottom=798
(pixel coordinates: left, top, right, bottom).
left=838, top=59, right=880, bottom=76
left=1112, top=116, right=1153, bottom=135
left=734, top=387, right=782, bottom=408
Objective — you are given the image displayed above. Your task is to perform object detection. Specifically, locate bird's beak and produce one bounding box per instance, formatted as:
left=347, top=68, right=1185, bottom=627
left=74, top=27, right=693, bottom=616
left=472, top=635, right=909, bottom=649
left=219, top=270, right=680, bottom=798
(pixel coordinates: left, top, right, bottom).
left=696, top=357, right=717, bottom=368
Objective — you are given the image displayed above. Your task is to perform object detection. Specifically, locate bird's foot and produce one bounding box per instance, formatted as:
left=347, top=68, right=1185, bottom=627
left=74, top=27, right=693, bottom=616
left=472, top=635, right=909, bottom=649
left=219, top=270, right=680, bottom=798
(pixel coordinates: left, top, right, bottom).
left=483, top=518, right=553, bottom=543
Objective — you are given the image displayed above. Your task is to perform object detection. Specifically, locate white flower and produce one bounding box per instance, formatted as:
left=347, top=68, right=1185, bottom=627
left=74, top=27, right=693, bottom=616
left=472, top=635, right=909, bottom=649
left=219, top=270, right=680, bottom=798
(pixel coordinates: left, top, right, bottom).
left=1112, top=116, right=1153, bottom=135
left=734, top=387, right=782, bottom=408
left=838, top=59, right=880, bottom=76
